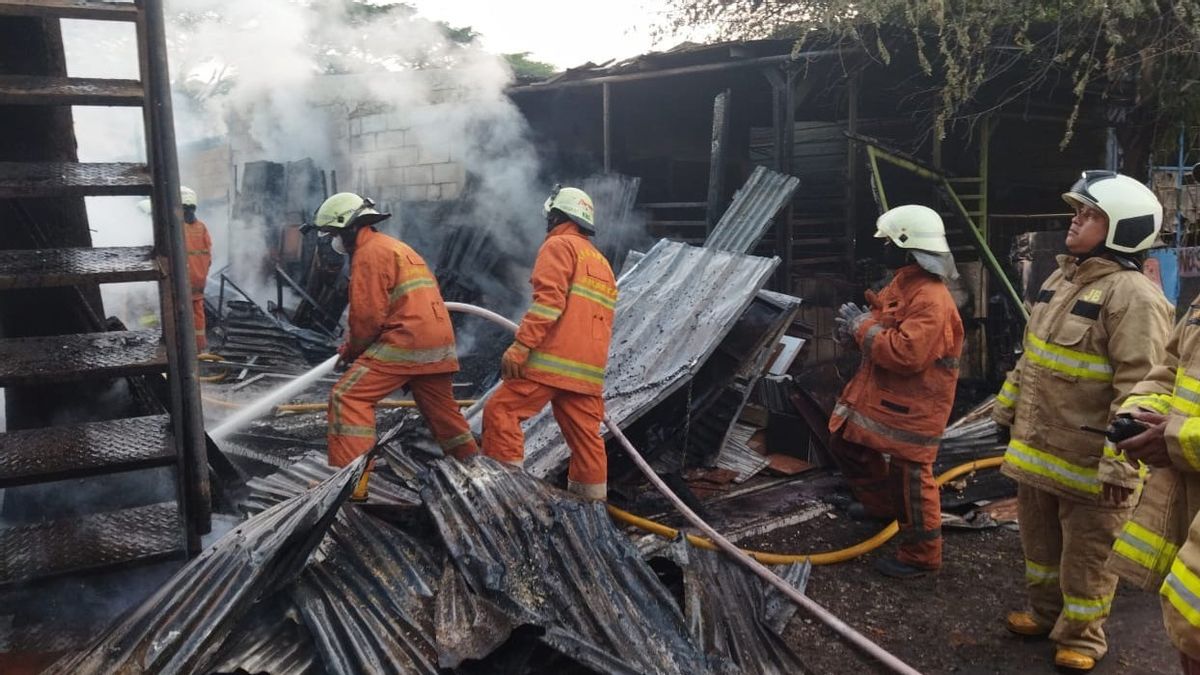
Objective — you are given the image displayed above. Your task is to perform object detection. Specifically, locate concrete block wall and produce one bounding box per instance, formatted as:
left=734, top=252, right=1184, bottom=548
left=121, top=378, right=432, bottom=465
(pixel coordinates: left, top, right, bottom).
left=181, top=141, right=233, bottom=211
left=345, top=104, right=467, bottom=204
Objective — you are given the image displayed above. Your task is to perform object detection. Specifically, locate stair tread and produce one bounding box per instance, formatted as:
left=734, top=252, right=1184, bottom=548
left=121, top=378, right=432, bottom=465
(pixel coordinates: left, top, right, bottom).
left=0, top=162, right=151, bottom=198
left=0, top=245, right=160, bottom=289
left=0, top=329, right=166, bottom=386
left=0, top=414, right=173, bottom=488
left=0, top=502, right=182, bottom=585
left=0, top=0, right=139, bottom=21
left=0, top=74, right=142, bottom=106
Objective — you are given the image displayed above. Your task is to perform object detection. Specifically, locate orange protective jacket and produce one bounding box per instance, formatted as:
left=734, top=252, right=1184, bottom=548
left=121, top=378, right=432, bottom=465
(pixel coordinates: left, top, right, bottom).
left=829, top=264, right=965, bottom=463
left=514, top=222, right=617, bottom=396
left=185, top=218, right=212, bottom=295
left=345, top=227, right=458, bottom=376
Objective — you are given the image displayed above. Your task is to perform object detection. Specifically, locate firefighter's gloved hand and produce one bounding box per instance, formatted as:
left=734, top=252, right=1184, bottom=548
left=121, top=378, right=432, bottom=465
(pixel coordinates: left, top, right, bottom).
left=834, top=302, right=870, bottom=344
left=335, top=343, right=351, bottom=371
left=501, top=341, right=531, bottom=380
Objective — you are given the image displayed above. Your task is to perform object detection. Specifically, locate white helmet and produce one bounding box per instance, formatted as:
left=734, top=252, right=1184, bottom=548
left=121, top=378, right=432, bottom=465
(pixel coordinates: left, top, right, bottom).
left=1062, top=171, right=1162, bottom=254
left=874, top=204, right=950, bottom=253
left=314, top=192, right=389, bottom=230
left=543, top=185, right=595, bottom=233
left=180, top=186, right=198, bottom=209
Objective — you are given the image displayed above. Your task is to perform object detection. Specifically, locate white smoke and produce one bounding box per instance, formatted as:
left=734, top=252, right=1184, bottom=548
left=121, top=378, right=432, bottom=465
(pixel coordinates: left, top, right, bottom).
left=63, top=2, right=644, bottom=327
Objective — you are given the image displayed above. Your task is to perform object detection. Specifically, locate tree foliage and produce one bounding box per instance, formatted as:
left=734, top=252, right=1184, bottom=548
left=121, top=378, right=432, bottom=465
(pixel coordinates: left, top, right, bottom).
left=656, top=1, right=1200, bottom=149
left=504, top=52, right=559, bottom=80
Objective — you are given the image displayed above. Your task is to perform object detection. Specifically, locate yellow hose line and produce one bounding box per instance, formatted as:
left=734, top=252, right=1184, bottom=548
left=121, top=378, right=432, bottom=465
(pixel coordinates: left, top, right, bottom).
left=275, top=399, right=477, bottom=414
left=200, top=395, right=476, bottom=413
left=197, top=353, right=229, bottom=383
left=606, top=455, right=1006, bottom=566
left=202, top=395, right=242, bottom=410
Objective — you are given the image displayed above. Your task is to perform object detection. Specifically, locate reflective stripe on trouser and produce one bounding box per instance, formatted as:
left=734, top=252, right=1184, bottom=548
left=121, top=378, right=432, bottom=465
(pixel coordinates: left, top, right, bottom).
left=327, top=366, right=478, bottom=467
left=829, top=431, right=941, bottom=569
left=481, top=377, right=606, bottom=487
left=1017, top=483, right=1131, bottom=659
left=192, top=294, right=207, bottom=351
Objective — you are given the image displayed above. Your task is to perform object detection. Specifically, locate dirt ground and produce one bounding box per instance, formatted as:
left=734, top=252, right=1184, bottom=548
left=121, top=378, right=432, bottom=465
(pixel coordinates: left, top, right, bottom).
left=747, top=514, right=1179, bottom=674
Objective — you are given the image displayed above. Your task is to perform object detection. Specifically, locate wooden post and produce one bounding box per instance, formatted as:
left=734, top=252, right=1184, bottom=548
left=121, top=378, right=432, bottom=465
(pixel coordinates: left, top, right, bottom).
left=777, top=67, right=797, bottom=292
left=706, top=89, right=731, bottom=232
left=845, top=72, right=859, bottom=270
left=602, top=82, right=612, bottom=173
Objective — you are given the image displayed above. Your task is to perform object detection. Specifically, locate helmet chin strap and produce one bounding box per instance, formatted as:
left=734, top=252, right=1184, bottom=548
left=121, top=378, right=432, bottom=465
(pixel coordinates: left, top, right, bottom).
left=1078, top=243, right=1142, bottom=271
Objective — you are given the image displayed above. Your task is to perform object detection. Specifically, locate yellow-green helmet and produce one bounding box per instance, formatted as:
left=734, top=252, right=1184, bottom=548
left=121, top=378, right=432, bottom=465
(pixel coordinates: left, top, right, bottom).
left=543, top=186, right=595, bottom=233
left=180, top=186, right=198, bottom=209
left=314, top=192, right=390, bottom=230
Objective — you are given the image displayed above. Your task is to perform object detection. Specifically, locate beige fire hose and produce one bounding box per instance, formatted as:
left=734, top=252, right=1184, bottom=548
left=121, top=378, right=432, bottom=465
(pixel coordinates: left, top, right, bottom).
left=444, top=301, right=924, bottom=675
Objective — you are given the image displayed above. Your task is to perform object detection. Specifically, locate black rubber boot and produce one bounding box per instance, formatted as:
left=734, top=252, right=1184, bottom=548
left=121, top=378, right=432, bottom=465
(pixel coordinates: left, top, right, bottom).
left=874, top=557, right=934, bottom=579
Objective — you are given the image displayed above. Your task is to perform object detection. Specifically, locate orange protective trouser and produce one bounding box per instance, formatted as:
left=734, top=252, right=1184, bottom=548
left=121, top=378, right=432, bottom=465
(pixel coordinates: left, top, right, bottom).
left=481, top=378, right=606, bottom=487
left=327, top=363, right=478, bottom=468
left=191, top=294, right=207, bottom=352
left=830, top=431, right=942, bottom=569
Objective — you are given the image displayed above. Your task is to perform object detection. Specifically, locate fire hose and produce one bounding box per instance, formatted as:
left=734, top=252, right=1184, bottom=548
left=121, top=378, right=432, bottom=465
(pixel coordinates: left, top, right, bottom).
left=607, top=456, right=1005, bottom=565
left=445, top=302, right=929, bottom=675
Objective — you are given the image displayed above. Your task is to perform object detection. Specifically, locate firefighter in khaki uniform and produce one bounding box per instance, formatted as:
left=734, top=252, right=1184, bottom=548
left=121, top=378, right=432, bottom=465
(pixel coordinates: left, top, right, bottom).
left=995, top=171, right=1172, bottom=671
left=1107, top=295, right=1200, bottom=674
left=482, top=186, right=617, bottom=501
left=315, top=192, right=478, bottom=501
left=181, top=186, right=212, bottom=352
left=829, top=204, right=964, bottom=579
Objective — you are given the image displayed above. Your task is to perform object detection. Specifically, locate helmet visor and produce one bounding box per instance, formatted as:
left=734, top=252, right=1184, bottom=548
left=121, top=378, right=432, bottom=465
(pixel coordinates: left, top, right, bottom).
left=1062, top=170, right=1116, bottom=210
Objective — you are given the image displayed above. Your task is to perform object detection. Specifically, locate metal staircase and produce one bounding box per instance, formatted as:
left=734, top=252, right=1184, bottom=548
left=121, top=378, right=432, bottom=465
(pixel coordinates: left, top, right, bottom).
left=0, top=0, right=208, bottom=585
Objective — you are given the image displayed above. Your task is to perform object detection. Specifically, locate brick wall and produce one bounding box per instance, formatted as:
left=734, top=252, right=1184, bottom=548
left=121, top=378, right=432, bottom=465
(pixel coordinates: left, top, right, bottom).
left=344, top=99, right=468, bottom=204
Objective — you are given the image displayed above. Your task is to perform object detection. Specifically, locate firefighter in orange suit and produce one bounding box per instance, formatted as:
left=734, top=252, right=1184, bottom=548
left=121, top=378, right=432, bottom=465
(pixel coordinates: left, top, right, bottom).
left=482, top=186, right=617, bottom=501
left=181, top=186, right=211, bottom=352
left=829, top=204, right=964, bottom=579
left=315, top=192, right=478, bottom=501
left=995, top=171, right=1172, bottom=671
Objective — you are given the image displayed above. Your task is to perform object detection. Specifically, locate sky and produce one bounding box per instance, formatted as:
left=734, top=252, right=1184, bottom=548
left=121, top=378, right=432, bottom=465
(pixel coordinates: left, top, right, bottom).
left=406, top=0, right=669, bottom=70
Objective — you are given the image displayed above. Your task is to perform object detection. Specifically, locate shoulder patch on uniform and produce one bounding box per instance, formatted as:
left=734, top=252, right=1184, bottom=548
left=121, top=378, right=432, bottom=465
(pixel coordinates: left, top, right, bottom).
left=1036, top=289, right=1055, bottom=303
left=1080, top=288, right=1104, bottom=303
left=1070, top=300, right=1102, bottom=320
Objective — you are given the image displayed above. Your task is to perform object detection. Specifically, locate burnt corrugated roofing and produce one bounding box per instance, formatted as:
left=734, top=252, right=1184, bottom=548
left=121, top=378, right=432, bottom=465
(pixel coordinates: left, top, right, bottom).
left=47, top=440, right=812, bottom=674
left=704, top=166, right=801, bottom=254
left=465, top=239, right=778, bottom=480
left=45, top=455, right=367, bottom=675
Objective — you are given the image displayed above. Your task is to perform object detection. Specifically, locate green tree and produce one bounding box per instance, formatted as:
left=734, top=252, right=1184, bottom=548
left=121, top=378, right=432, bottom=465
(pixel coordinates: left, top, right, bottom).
left=504, top=52, right=558, bottom=80
left=656, top=0, right=1200, bottom=155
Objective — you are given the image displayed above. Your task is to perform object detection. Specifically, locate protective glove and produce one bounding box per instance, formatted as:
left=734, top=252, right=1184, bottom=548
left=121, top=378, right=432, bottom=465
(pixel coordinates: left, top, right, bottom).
left=833, top=302, right=870, bottom=344
left=501, top=341, right=531, bottom=380
left=335, top=343, right=351, bottom=371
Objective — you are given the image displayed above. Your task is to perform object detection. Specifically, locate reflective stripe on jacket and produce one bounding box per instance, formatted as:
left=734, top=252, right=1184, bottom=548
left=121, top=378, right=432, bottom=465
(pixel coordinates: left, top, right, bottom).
left=185, top=218, right=212, bottom=295
left=828, top=264, right=964, bottom=463
left=1108, top=293, right=1200, bottom=589
left=1161, top=509, right=1200, bottom=659
left=514, top=221, right=616, bottom=396
left=995, top=255, right=1172, bottom=502
left=346, top=228, right=458, bottom=376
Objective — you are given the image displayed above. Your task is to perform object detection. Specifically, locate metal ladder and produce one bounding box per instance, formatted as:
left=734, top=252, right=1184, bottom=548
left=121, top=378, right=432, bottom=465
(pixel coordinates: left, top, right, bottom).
left=0, top=0, right=208, bottom=585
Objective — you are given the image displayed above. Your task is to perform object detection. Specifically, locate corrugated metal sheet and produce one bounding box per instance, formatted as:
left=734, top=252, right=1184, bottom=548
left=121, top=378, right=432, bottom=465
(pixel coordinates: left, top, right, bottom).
left=421, top=456, right=713, bottom=674
left=704, top=166, right=801, bottom=254
left=645, top=538, right=811, bottom=674
left=467, top=239, right=778, bottom=479
left=45, top=456, right=368, bottom=675
left=48, top=428, right=812, bottom=674
left=211, top=601, right=323, bottom=675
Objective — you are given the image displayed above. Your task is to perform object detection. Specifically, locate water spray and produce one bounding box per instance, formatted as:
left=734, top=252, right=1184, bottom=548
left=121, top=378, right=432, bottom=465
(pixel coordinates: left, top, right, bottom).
left=444, top=301, right=922, bottom=675
left=207, top=354, right=339, bottom=442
